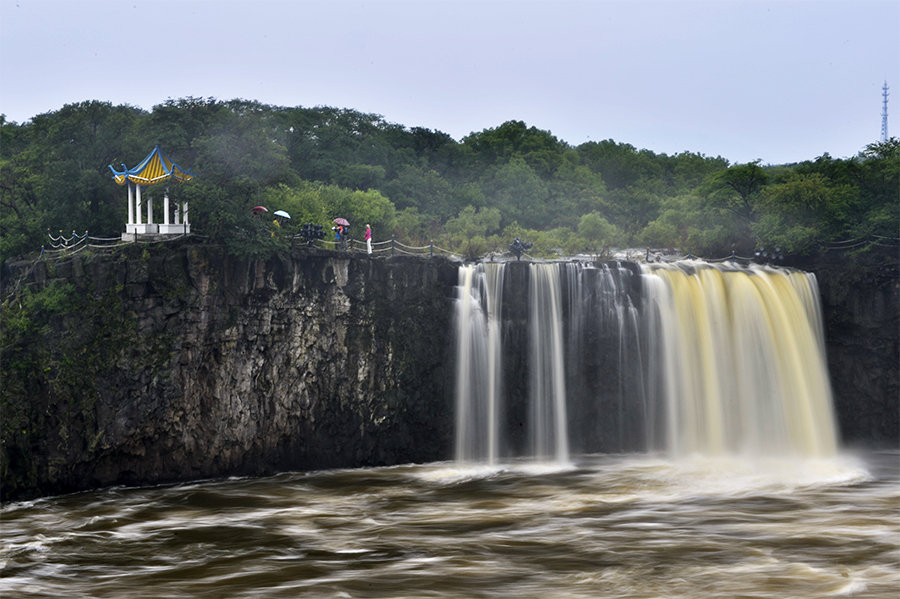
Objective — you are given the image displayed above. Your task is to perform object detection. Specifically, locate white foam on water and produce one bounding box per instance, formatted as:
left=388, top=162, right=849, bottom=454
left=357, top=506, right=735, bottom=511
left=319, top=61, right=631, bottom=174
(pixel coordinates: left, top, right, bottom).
left=598, top=453, right=872, bottom=503
left=415, top=463, right=508, bottom=484
left=511, top=461, right=577, bottom=476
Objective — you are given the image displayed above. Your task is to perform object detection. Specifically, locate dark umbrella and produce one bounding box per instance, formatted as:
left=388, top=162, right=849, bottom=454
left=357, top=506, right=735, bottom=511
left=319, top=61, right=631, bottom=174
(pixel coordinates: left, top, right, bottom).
left=252, top=206, right=268, bottom=213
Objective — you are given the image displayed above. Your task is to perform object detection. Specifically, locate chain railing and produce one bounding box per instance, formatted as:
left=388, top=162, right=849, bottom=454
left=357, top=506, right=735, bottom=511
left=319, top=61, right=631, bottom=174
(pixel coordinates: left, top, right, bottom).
left=310, top=235, right=460, bottom=259
left=36, top=226, right=900, bottom=265
left=821, top=234, right=900, bottom=250
left=40, top=229, right=194, bottom=260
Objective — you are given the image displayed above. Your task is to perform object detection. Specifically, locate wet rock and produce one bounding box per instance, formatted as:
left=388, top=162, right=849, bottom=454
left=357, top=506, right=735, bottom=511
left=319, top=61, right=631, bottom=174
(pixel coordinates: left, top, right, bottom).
left=1, top=245, right=458, bottom=501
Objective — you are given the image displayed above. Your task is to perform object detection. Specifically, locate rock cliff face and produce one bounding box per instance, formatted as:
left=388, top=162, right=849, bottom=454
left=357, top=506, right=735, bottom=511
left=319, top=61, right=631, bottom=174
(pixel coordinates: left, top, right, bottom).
left=2, top=245, right=897, bottom=502
left=799, top=250, right=900, bottom=448
left=1, top=244, right=459, bottom=500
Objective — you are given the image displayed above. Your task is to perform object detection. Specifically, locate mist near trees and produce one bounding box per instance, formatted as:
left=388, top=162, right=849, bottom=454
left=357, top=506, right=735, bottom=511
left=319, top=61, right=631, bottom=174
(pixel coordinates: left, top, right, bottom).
left=1, top=98, right=897, bottom=262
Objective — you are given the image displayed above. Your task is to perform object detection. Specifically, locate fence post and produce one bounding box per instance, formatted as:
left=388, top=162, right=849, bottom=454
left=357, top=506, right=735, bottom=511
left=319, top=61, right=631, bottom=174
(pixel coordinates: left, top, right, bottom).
left=430, top=241, right=433, bottom=258
left=391, top=236, right=395, bottom=256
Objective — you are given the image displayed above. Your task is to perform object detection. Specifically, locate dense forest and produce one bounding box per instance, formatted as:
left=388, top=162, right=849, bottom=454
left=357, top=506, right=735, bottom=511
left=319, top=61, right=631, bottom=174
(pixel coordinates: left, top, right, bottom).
left=1, top=97, right=897, bottom=262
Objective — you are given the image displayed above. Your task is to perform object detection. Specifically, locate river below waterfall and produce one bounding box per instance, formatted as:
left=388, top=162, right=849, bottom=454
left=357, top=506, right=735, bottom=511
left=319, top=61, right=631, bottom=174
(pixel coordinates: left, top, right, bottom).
left=2, top=451, right=897, bottom=598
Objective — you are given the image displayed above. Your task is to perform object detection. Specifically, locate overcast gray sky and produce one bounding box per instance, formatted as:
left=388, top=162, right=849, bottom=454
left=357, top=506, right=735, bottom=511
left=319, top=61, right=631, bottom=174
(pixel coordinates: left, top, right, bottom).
left=1, top=0, right=897, bottom=165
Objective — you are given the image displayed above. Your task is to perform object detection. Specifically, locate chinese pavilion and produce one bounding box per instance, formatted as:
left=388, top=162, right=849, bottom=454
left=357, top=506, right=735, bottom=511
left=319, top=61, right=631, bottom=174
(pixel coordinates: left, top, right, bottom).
left=109, top=145, right=194, bottom=239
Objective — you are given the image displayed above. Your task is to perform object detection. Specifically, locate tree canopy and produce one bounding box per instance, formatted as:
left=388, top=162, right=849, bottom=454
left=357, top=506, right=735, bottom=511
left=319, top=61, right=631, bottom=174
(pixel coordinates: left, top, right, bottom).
left=1, top=98, right=896, bottom=262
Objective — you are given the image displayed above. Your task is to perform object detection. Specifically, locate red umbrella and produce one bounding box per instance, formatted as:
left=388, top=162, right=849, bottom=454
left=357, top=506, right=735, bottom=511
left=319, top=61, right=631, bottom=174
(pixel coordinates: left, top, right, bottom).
left=252, top=206, right=268, bottom=213
left=333, top=217, right=349, bottom=226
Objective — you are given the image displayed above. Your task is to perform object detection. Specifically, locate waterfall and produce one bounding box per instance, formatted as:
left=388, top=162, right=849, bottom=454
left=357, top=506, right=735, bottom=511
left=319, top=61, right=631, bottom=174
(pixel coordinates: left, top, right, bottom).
left=642, top=262, right=839, bottom=458
left=454, top=261, right=636, bottom=463
left=528, top=263, right=569, bottom=463
left=564, top=262, right=646, bottom=453
left=454, top=263, right=505, bottom=464
left=453, top=260, right=839, bottom=464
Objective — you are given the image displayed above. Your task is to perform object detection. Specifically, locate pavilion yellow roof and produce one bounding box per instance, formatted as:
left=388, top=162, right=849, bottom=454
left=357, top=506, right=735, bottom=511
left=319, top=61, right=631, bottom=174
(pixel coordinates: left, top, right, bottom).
left=108, top=145, right=193, bottom=186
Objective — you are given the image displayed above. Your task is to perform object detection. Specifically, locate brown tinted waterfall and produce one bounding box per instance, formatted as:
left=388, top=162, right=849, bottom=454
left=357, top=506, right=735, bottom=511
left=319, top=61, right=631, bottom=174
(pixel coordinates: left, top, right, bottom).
left=642, top=262, right=839, bottom=458
left=454, top=260, right=839, bottom=464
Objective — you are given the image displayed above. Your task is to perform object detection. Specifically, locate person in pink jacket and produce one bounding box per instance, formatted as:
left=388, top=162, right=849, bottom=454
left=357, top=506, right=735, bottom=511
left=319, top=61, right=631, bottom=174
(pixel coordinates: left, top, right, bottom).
left=365, top=224, right=372, bottom=255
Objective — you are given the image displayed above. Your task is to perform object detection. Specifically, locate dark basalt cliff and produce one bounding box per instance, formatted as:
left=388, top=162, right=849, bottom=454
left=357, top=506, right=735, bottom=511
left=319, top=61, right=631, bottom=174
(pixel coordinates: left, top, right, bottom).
left=1, top=244, right=897, bottom=502
left=1, top=244, right=460, bottom=501
left=796, top=249, right=900, bottom=448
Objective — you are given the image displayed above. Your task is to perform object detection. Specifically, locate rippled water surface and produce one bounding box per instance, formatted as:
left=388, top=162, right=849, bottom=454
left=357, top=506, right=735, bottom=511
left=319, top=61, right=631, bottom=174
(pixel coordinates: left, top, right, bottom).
left=2, top=452, right=898, bottom=598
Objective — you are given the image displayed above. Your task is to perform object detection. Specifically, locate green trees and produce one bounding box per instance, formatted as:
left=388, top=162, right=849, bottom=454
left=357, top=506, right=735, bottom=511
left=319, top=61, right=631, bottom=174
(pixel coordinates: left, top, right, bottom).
left=462, top=120, right=567, bottom=178
left=1, top=97, right=896, bottom=263
left=1, top=102, right=145, bottom=256
left=855, top=139, right=900, bottom=238
left=380, top=165, right=457, bottom=219
left=701, top=161, right=768, bottom=224
left=753, top=173, right=856, bottom=253
left=577, top=212, right=621, bottom=251
left=480, top=157, right=550, bottom=229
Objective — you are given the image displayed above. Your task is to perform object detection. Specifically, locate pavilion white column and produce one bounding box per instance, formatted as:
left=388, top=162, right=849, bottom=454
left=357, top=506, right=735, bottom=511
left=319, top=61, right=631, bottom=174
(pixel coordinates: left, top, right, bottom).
left=174, top=201, right=181, bottom=224
left=147, top=196, right=154, bottom=224
left=135, top=185, right=142, bottom=225
left=127, top=183, right=134, bottom=225
left=163, top=189, right=170, bottom=225
left=182, top=202, right=189, bottom=224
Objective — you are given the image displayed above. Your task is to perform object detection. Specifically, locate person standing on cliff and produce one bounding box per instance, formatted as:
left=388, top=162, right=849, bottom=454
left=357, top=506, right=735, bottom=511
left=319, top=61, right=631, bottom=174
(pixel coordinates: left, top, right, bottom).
left=365, top=224, right=372, bottom=255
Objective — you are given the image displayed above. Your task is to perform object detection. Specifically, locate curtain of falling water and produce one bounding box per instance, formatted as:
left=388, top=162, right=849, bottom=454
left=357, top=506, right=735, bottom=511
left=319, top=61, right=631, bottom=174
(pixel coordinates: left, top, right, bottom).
left=454, top=263, right=505, bottom=463
left=456, top=260, right=838, bottom=463
left=642, top=263, right=839, bottom=457
left=566, top=262, right=647, bottom=453
left=617, top=265, right=648, bottom=450
left=529, top=263, right=569, bottom=463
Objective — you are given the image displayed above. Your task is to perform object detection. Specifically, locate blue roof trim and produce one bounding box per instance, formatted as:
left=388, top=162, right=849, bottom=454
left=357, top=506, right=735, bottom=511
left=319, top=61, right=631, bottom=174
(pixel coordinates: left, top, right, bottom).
left=108, top=145, right=194, bottom=183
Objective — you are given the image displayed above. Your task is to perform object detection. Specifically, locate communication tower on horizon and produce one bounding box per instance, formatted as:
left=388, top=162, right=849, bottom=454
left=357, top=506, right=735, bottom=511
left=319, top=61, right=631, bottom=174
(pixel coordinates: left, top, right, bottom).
left=882, top=81, right=889, bottom=142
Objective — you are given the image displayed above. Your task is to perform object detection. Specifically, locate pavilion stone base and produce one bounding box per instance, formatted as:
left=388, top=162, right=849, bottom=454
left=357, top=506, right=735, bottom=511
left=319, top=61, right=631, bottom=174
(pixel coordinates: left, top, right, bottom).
left=127, top=224, right=159, bottom=236
left=122, top=223, right=190, bottom=241
left=158, top=223, right=190, bottom=235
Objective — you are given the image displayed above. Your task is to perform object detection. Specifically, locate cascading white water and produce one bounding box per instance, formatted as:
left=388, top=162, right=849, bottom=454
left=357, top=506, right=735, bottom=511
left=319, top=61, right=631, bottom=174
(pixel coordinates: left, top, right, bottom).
left=454, top=263, right=505, bottom=463
left=454, top=259, right=839, bottom=464
left=642, top=262, right=839, bottom=458
left=563, top=261, right=648, bottom=452
left=528, top=263, right=569, bottom=463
